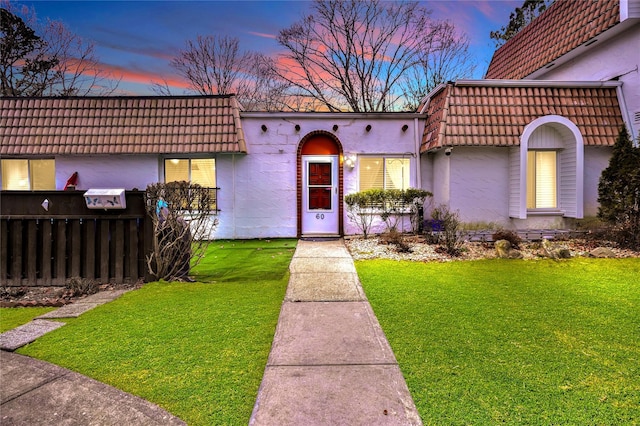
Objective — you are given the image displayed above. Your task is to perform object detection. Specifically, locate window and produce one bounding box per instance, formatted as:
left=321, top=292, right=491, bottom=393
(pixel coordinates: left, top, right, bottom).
left=165, top=158, right=216, bottom=187
left=359, top=157, right=410, bottom=191
left=1, top=159, right=55, bottom=190
left=527, top=151, right=557, bottom=209
left=164, top=158, right=218, bottom=211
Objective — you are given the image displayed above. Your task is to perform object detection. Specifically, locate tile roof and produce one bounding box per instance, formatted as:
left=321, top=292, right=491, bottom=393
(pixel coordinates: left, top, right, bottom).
left=420, top=81, right=625, bottom=152
left=1, top=96, right=247, bottom=156
left=485, top=0, right=620, bottom=79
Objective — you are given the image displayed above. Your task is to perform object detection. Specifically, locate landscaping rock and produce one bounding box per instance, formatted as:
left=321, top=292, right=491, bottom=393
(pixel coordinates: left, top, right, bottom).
left=589, top=247, right=617, bottom=258
left=495, top=240, right=523, bottom=259
left=541, top=239, right=572, bottom=259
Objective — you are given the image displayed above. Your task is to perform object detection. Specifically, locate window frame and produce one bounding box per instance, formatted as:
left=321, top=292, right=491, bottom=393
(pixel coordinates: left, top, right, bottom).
left=526, top=149, right=559, bottom=211
left=358, top=156, right=411, bottom=192
left=1, top=158, right=56, bottom=191
left=163, top=157, right=219, bottom=213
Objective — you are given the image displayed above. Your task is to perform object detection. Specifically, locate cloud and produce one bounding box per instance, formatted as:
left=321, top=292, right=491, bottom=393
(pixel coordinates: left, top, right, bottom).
left=248, top=31, right=277, bottom=40
left=96, top=61, right=190, bottom=90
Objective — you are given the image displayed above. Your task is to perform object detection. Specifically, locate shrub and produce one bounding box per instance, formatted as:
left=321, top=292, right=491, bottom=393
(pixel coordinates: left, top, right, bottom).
left=66, top=277, right=98, bottom=297
left=145, top=182, right=217, bottom=281
left=379, top=228, right=412, bottom=253
left=597, top=127, right=640, bottom=250
left=345, top=188, right=432, bottom=237
left=429, top=204, right=464, bottom=256
left=492, top=229, right=522, bottom=249
left=345, top=189, right=384, bottom=239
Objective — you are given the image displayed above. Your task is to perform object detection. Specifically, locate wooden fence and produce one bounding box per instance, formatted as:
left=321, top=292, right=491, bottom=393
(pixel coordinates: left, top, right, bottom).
left=1, top=191, right=152, bottom=286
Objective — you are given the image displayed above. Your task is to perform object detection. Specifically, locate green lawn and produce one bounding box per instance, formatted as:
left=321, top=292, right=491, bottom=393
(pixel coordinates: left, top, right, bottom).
left=18, top=239, right=296, bottom=426
left=356, top=258, right=640, bottom=425
left=0, top=307, right=56, bottom=332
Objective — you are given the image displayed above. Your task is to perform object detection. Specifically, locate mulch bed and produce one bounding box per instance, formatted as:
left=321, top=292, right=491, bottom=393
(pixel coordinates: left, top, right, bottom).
left=1, top=281, right=142, bottom=308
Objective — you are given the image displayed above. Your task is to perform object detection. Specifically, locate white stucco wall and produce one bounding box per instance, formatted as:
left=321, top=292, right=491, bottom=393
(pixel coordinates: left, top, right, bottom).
left=55, top=155, right=159, bottom=191
left=224, top=113, right=422, bottom=238
left=534, top=25, right=640, bottom=139
left=449, top=147, right=511, bottom=226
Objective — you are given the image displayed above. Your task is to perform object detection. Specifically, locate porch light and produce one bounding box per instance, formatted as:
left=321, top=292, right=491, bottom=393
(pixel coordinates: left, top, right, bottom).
left=344, top=153, right=357, bottom=169
left=402, top=124, right=409, bottom=132
left=295, top=124, right=301, bottom=132
left=261, top=124, right=268, bottom=132
left=365, top=124, right=372, bottom=132
left=333, top=124, right=339, bottom=131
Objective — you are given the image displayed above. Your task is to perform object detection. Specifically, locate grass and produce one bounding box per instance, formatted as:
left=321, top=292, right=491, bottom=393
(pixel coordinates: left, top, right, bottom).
left=356, top=258, right=640, bottom=424
left=17, top=239, right=296, bottom=426
left=0, top=307, right=56, bottom=332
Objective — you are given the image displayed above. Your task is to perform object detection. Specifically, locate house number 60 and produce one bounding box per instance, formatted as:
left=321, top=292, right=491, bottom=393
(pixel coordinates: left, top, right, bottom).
left=316, top=213, right=325, bottom=220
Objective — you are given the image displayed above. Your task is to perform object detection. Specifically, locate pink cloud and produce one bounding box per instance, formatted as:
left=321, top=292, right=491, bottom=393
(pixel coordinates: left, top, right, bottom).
left=248, top=31, right=277, bottom=40
left=98, top=62, right=191, bottom=90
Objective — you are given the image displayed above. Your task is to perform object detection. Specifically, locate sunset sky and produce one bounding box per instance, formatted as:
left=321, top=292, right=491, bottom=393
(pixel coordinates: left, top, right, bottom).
left=18, top=0, right=520, bottom=95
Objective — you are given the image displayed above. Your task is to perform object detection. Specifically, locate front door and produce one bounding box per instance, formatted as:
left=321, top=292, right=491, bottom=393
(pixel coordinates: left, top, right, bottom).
left=301, top=155, right=339, bottom=236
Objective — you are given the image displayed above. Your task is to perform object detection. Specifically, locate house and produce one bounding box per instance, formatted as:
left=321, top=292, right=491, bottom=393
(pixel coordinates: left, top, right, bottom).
left=419, top=0, right=639, bottom=229
left=1, top=0, right=637, bottom=238
left=0, top=96, right=423, bottom=239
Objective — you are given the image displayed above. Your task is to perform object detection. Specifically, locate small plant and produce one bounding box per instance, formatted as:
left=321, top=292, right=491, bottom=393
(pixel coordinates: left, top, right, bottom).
left=380, top=229, right=412, bottom=253
left=65, top=277, right=98, bottom=297
left=429, top=204, right=464, bottom=256
left=492, top=229, right=522, bottom=249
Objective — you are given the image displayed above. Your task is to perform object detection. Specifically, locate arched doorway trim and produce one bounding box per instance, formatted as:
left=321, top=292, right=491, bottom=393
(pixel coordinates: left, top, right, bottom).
left=297, top=131, right=344, bottom=237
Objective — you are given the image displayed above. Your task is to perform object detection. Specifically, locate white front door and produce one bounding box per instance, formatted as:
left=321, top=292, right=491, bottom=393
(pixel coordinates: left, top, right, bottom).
left=301, top=155, right=339, bottom=236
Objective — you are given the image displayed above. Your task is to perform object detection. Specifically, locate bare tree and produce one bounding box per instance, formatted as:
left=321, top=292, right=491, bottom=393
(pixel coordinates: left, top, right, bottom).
left=169, top=35, right=292, bottom=111
left=1, top=2, right=118, bottom=96
left=400, top=20, right=477, bottom=111
left=43, top=19, right=119, bottom=96
left=276, top=0, right=454, bottom=112
left=170, top=35, right=248, bottom=95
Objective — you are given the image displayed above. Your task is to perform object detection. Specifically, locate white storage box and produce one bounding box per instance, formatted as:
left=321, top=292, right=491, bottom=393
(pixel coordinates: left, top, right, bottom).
left=84, top=189, right=126, bottom=209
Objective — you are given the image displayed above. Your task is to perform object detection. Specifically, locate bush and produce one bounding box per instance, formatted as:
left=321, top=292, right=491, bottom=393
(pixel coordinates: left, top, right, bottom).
left=429, top=205, right=464, bottom=256
left=344, top=189, right=384, bottom=239
left=597, top=127, right=640, bottom=250
left=145, top=182, right=217, bottom=281
left=492, top=229, right=522, bottom=249
left=66, top=277, right=98, bottom=297
left=379, top=229, right=412, bottom=253
left=345, top=188, right=432, bottom=237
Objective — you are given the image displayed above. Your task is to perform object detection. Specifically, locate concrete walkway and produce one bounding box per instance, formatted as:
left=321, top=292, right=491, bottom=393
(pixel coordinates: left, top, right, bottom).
left=250, top=239, right=422, bottom=425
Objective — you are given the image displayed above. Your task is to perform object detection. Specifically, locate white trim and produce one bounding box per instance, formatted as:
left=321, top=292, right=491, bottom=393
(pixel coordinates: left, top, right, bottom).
left=519, top=115, right=584, bottom=219
left=455, top=79, right=623, bottom=88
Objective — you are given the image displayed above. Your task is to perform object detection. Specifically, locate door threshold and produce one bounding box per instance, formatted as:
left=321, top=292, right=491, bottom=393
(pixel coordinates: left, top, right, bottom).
left=300, top=234, right=341, bottom=241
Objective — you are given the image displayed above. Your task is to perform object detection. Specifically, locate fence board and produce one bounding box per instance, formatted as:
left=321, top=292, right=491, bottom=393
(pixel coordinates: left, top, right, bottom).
left=70, top=219, right=82, bottom=278
left=114, top=220, right=125, bottom=283
left=1, top=221, right=7, bottom=283
left=83, top=220, right=96, bottom=280
left=41, top=219, right=52, bottom=285
left=26, top=221, right=37, bottom=283
left=11, top=221, right=23, bottom=286
left=55, top=220, right=67, bottom=285
left=1, top=191, right=150, bottom=286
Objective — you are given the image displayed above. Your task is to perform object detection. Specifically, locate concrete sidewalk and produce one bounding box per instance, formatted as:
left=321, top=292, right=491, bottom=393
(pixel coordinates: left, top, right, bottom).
left=250, top=239, right=422, bottom=425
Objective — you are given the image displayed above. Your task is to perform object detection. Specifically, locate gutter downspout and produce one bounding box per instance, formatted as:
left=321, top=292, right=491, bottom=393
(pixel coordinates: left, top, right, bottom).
left=414, top=117, right=422, bottom=188
left=615, top=82, right=637, bottom=143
